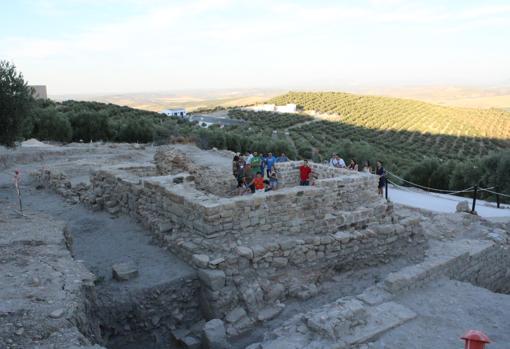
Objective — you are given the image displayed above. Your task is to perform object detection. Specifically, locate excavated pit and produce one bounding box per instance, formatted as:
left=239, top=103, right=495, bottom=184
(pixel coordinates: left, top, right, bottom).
left=0, top=184, right=203, bottom=349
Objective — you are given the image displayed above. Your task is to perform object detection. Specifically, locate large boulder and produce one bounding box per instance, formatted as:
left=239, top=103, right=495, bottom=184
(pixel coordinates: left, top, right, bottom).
left=202, top=319, right=230, bottom=349
left=456, top=200, right=471, bottom=213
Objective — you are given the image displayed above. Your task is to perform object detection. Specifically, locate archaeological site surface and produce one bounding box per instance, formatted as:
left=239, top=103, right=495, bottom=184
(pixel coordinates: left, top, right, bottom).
left=1, top=142, right=510, bottom=349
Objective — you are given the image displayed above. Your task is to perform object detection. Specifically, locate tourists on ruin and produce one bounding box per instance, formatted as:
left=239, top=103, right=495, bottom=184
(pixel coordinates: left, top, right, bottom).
left=266, top=152, right=277, bottom=177
left=277, top=152, right=289, bottom=162
left=246, top=150, right=254, bottom=164
left=337, top=155, right=346, bottom=168
left=236, top=156, right=246, bottom=180
left=299, top=160, right=312, bottom=186
left=237, top=176, right=251, bottom=195
left=348, top=159, right=358, bottom=171
left=250, top=151, right=262, bottom=175
left=233, top=155, right=240, bottom=177
left=329, top=154, right=346, bottom=168
left=269, top=170, right=278, bottom=190
left=249, top=172, right=266, bottom=193
left=362, top=160, right=372, bottom=173
left=260, top=153, right=267, bottom=177
left=376, top=160, right=386, bottom=196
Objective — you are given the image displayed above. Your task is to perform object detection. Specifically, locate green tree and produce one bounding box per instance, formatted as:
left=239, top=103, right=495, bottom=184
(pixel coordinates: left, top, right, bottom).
left=0, top=61, right=33, bottom=146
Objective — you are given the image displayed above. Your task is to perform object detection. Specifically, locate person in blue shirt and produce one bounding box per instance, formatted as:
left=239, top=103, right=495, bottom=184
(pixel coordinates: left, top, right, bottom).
left=265, top=152, right=277, bottom=177
left=277, top=152, right=289, bottom=163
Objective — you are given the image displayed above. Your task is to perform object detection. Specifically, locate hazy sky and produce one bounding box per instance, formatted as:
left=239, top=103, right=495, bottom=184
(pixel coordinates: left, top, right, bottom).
left=1, top=0, right=509, bottom=95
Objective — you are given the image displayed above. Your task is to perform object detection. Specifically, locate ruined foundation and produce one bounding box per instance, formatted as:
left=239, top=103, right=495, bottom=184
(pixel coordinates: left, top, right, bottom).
left=2, top=143, right=510, bottom=349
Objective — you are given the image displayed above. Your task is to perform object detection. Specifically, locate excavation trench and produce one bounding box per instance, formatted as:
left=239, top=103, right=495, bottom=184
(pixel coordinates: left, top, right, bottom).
left=0, top=184, right=203, bottom=348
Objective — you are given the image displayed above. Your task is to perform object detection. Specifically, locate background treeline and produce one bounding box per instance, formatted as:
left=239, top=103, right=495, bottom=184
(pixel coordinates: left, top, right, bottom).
left=22, top=99, right=195, bottom=143
left=20, top=100, right=510, bottom=199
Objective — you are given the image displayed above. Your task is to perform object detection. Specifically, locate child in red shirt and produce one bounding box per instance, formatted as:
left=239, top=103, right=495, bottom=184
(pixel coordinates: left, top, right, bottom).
left=250, top=172, right=266, bottom=193
left=299, top=160, right=312, bottom=186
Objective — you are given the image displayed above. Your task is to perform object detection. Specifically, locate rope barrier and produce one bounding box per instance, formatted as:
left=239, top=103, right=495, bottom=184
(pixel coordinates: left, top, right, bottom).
left=386, top=170, right=474, bottom=194
left=387, top=179, right=475, bottom=202
left=479, top=188, right=510, bottom=198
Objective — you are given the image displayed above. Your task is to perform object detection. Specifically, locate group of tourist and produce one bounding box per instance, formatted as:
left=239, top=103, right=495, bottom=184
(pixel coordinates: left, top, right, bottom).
left=232, top=151, right=386, bottom=197
left=327, top=153, right=386, bottom=196
left=232, top=151, right=287, bottom=195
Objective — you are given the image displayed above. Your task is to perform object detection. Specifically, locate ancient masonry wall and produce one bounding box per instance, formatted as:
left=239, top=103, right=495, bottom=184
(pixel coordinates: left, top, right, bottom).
left=97, top=276, right=201, bottom=345
left=253, top=238, right=510, bottom=348
left=31, top=164, right=428, bottom=335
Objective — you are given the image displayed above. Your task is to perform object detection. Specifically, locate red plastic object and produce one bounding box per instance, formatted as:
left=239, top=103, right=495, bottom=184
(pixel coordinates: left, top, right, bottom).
left=461, top=330, right=491, bottom=349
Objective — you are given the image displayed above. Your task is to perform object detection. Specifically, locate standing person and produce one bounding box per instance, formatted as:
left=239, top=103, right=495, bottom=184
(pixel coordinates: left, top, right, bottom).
left=348, top=159, right=358, bottom=171
left=329, top=153, right=340, bottom=167
left=232, top=155, right=240, bottom=178
left=376, top=160, right=386, bottom=197
left=337, top=155, right=346, bottom=168
left=362, top=160, right=372, bottom=173
left=244, top=164, right=255, bottom=193
left=236, top=156, right=246, bottom=180
left=299, top=160, right=312, bottom=186
left=269, top=170, right=278, bottom=190
left=260, top=153, right=268, bottom=178
left=245, top=151, right=254, bottom=164
left=249, top=172, right=266, bottom=193
left=266, top=152, right=277, bottom=177
left=250, top=151, right=262, bottom=176
left=277, top=152, right=289, bottom=162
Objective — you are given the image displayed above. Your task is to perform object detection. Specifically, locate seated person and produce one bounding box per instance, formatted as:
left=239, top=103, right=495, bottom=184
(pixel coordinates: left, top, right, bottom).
left=249, top=172, right=265, bottom=193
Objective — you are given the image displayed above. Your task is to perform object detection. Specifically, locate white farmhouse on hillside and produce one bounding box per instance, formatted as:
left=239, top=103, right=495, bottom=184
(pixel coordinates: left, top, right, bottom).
left=160, top=108, right=187, bottom=118
left=275, top=103, right=296, bottom=113
left=245, top=103, right=297, bottom=114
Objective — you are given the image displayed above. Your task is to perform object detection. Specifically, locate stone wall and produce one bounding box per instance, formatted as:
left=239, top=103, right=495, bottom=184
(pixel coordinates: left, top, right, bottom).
left=154, top=146, right=237, bottom=197
left=30, top=163, right=428, bottom=336
left=250, top=237, right=510, bottom=349
left=275, top=161, right=357, bottom=187
left=98, top=276, right=202, bottom=347
left=85, top=162, right=387, bottom=240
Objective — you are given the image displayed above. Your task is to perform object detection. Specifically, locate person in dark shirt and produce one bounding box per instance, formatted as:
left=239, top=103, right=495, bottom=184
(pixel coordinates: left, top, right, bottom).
left=299, top=160, right=312, bottom=186
left=376, top=160, right=386, bottom=196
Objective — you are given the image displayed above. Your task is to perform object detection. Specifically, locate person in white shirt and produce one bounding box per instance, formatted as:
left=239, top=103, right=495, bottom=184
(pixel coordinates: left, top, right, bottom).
left=245, top=151, right=254, bottom=164
left=329, top=154, right=346, bottom=168
left=338, top=156, right=346, bottom=168
left=329, top=153, right=340, bottom=167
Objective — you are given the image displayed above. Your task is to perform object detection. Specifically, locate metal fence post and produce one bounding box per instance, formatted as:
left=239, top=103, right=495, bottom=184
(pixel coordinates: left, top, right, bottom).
left=472, top=185, right=478, bottom=212
left=496, top=187, right=501, bottom=208
left=385, top=178, right=388, bottom=200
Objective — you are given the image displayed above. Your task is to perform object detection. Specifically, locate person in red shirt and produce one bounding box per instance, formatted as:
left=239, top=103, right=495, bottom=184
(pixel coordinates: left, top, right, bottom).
left=299, top=160, right=312, bottom=186
left=249, top=172, right=266, bottom=193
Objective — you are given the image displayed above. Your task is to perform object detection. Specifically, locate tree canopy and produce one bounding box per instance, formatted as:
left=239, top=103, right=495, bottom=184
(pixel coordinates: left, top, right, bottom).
left=0, top=60, right=34, bottom=146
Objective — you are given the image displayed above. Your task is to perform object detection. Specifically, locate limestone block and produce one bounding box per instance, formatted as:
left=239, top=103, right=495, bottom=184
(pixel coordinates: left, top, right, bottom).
left=226, top=307, right=248, bottom=323
left=198, top=269, right=226, bottom=290
left=237, top=246, right=254, bottom=259
left=202, top=319, right=231, bottom=349
left=257, top=303, right=285, bottom=321
left=112, top=261, right=139, bottom=281
left=192, top=254, right=210, bottom=268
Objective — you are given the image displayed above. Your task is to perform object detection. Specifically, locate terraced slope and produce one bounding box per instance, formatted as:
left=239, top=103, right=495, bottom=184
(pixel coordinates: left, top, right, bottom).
left=269, top=92, right=510, bottom=140
left=263, top=91, right=510, bottom=171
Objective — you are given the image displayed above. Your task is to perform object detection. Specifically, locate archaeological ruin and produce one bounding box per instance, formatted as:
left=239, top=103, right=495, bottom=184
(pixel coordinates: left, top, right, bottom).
left=1, top=142, right=510, bottom=349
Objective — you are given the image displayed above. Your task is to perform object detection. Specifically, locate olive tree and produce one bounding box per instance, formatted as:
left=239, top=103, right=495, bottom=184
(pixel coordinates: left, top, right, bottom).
left=0, top=61, right=33, bottom=146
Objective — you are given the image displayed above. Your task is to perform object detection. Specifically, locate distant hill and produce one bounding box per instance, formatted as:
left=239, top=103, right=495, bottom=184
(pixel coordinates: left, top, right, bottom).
left=269, top=91, right=510, bottom=140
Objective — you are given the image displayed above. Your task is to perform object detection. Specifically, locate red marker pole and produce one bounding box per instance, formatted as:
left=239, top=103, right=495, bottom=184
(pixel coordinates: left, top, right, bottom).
left=461, top=330, right=490, bottom=349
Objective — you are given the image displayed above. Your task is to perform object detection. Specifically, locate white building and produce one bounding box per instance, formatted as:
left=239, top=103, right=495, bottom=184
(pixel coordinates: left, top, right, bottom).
left=160, top=108, right=187, bottom=118
left=275, top=103, right=297, bottom=113
left=245, top=103, right=297, bottom=114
